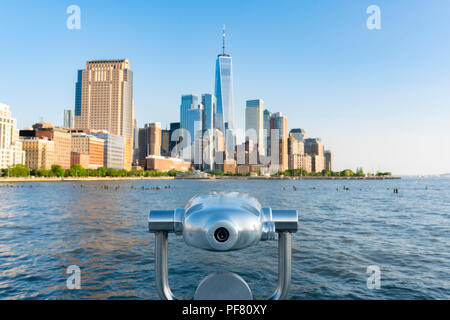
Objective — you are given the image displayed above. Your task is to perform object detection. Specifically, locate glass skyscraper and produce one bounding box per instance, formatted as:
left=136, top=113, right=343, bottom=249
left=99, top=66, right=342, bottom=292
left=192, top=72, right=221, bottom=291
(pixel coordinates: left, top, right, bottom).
left=180, top=94, right=199, bottom=131
left=214, top=28, right=234, bottom=132
left=202, top=93, right=216, bottom=132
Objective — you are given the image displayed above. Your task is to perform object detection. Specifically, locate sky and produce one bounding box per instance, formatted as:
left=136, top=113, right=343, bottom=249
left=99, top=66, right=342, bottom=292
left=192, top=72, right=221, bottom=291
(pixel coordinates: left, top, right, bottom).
left=0, top=0, right=449, bottom=175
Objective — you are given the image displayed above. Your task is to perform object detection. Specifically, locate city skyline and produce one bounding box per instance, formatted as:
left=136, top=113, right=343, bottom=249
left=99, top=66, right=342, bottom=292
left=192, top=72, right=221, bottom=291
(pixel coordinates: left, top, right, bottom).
left=1, top=1, right=450, bottom=175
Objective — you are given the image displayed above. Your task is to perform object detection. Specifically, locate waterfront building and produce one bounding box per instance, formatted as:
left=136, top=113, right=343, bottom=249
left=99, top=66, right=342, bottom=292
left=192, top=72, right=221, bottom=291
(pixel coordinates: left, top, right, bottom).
left=21, top=138, right=55, bottom=170
left=0, top=103, right=25, bottom=169
left=71, top=132, right=105, bottom=169
left=245, top=99, right=264, bottom=158
left=138, top=123, right=161, bottom=166
left=214, top=27, right=233, bottom=132
left=74, top=59, right=134, bottom=169
left=180, top=94, right=199, bottom=131
left=288, top=135, right=313, bottom=172
left=88, top=131, right=125, bottom=170
left=325, top=150, right=333, bottom=171
left=33, top=124, right=72, bottom=169
left=312, top=154, right=325, bottom=173
left=270, top=112, right=288, bottom=171
left=145, top=155, right=191, bottom=172
left=64, top=109, right=74, bottom=129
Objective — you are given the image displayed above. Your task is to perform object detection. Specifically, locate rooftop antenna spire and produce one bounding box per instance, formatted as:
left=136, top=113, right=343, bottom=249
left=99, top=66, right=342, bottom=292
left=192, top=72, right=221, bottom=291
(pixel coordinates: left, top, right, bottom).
left=222, top=24, right=226, bottom=55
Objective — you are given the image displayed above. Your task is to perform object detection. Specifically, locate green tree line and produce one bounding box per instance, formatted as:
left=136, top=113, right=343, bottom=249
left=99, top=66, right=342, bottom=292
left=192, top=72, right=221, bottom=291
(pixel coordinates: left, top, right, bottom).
left=0, top=164, right=179, bottom=178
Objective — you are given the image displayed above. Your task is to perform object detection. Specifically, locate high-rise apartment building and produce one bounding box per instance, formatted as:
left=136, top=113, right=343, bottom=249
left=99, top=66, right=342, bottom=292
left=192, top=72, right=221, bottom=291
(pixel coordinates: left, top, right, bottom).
left=74, top=59, right=134, bottom=169
left=214, top=27, right=233, bottom=132
left=245, top=100, right=264, bottom=157
left=64, top=109, right=75, bottom=129
left=288, top=136, right=312, bottom=172
left=0, top=103, right=25, bottom=169
left=33, top=124, right=72, bottom=169
left=138, top=123, right=161, bottom=166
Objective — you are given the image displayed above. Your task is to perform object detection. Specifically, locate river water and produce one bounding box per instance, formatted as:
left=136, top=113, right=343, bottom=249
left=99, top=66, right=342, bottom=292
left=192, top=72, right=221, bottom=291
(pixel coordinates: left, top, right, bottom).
left=0, top=178, right=449, bottom=299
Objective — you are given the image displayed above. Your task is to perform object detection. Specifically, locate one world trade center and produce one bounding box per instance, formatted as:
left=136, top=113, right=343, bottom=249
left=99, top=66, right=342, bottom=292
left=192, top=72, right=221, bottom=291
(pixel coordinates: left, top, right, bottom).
left=214, top=26, right=234, bottom=133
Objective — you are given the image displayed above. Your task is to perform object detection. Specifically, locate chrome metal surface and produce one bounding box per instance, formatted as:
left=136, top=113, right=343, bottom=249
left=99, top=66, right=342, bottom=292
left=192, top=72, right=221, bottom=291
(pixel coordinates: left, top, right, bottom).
left=269, top=232, right=292, bottom=300
left=148, top=192, right=298, bottom=300
left=272, top=209, right=298, bottom=232
left=154, top=232, right=178, bottom=300
left=194, top=271, right=253, bottom=300
left=182, top=192, right=264, bottom=251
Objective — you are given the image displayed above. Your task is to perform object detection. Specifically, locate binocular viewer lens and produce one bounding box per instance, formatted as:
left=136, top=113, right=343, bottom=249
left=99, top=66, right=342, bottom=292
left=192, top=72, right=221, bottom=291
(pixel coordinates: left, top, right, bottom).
left=214, top=227, right=230, bottom=243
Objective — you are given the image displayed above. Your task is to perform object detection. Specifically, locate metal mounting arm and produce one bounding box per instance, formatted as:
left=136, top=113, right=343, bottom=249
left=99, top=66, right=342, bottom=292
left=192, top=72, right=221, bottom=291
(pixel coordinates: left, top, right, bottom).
left=155, top=232, right=179, bottom=300
left=269, top=232, right=292, bottom=300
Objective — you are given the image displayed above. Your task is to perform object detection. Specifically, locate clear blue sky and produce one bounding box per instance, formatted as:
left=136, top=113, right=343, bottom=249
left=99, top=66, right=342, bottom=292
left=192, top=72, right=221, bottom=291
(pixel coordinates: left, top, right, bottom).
left=1, top=0, right=449, bottom=175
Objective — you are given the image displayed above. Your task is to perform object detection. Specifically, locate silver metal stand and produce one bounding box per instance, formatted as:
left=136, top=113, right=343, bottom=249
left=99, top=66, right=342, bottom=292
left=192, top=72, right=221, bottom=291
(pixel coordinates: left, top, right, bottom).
left=154, top=230, right=293, bottom=300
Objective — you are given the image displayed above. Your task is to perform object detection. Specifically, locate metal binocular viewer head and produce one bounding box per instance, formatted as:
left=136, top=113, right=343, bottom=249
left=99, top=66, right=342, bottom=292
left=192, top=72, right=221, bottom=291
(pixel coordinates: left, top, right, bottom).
left=148, top=192, right=298, bottom=300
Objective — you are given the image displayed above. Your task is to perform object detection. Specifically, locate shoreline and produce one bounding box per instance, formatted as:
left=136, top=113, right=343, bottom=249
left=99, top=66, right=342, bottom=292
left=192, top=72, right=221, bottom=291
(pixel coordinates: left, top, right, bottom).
left=0, top=175, right=400, bottom=183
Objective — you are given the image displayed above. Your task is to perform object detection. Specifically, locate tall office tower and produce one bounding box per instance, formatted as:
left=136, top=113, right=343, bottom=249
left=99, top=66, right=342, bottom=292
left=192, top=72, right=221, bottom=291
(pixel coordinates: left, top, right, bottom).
left=74, top=59, right=134, bottom=169
left=64, top=109, right=75, bottom=129
left=263, top=109, right=272, bottom=157
left=138, top=123, right=161, bottom=166
left=21, top=138, right=55, bottom=170
left=214, top=26, right=234, bottom=132
left=33, top=123, right=72, bottom=169
left=187, top=104, right=204, bottom=166
left=186, top=104, right=204, bottom=143
left=169, top=122, right=180, bottom=157
left=270, top=112, right=288, bottom=171
left=161, top=129, right=170, bottom=156
left=325, top=150, right=332, bottom=171
left=87, top=131, right=125, bottom=170
left=289, top=128, right=307, bottom=141
left=202, top=94, right=216, bottom=132
left=0, top=103, right=25, bottom=169
left=245, top=100, right=264, bottom=157
left=180, top=94, right=199, bottom=131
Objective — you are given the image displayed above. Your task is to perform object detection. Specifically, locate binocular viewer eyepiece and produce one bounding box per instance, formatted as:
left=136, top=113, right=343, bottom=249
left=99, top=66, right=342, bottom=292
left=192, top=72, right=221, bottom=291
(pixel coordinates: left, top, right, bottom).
left=148, top=192, right=298, bottom=300
left=149, top=192, right=298, bottom=252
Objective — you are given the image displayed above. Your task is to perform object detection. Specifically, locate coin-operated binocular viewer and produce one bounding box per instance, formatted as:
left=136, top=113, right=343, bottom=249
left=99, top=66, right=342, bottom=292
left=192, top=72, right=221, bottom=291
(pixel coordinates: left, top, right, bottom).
left=148, top=192, right=298, bottom=300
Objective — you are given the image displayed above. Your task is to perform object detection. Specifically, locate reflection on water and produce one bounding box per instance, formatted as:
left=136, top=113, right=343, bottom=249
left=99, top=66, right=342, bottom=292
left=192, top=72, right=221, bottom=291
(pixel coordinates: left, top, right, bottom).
left=0, top=178, right=449, bottom=299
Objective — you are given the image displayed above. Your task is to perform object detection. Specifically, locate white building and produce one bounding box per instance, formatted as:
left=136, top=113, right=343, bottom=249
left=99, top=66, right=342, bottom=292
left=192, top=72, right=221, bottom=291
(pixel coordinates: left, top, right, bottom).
left=0, top=103, right=25, bottom=169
